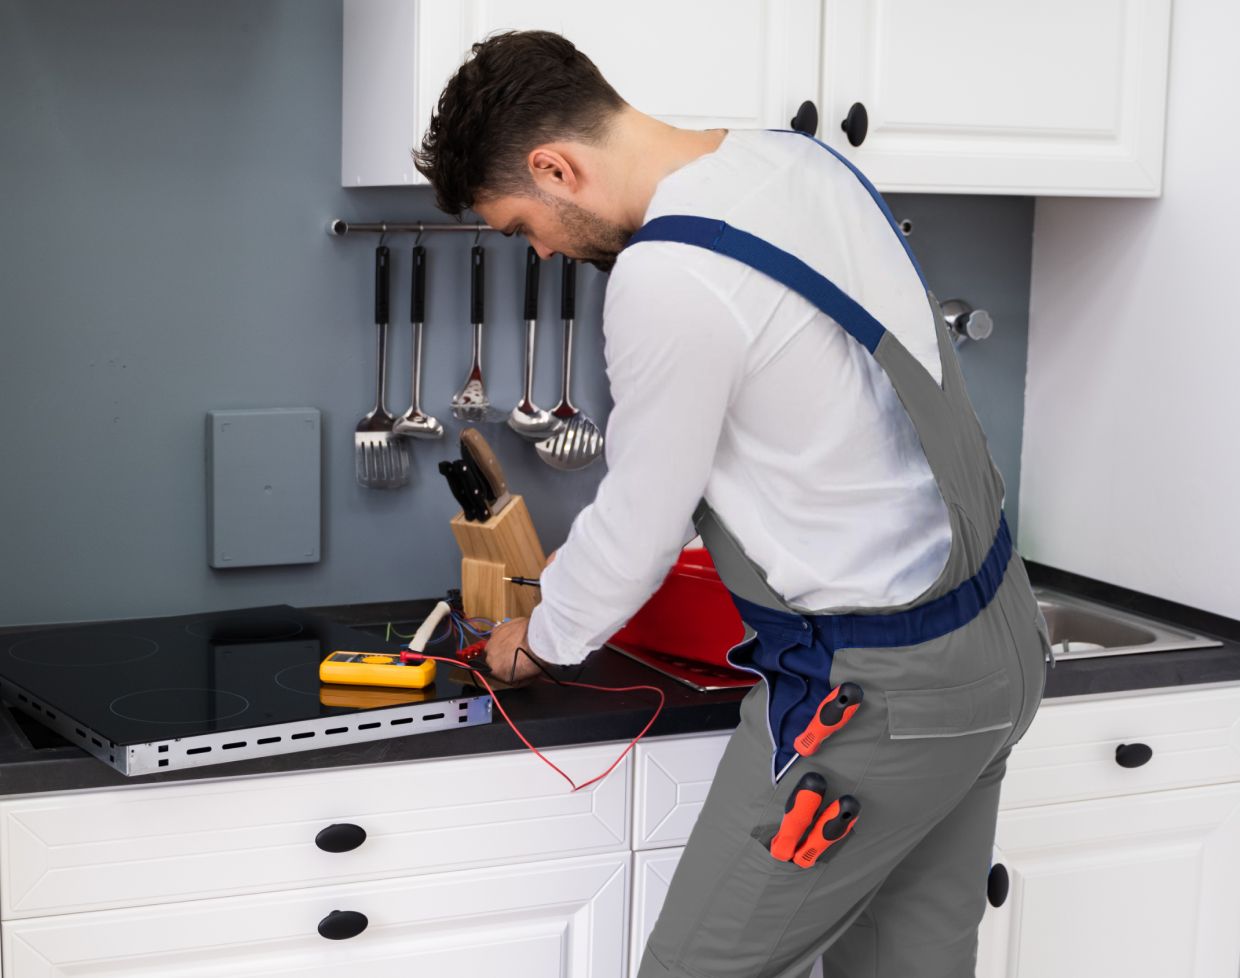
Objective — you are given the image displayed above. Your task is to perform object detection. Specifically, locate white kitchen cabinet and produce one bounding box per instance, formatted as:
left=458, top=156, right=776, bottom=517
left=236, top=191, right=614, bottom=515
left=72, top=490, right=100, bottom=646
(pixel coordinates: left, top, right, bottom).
left=1, top=850, right=630, bottom=978
left=996, top=683, right=1240, bottom=811
left=632, top=729, right=729, bottom=850
left=342, top=0, right=820, bottom=187
left=345, top=1, right=1171, bottom=197
left=980, top=782, right=1240, bottom=978
left=820, top=0, right=1172, bottom=196
left=0, top=741, right=630, bottom=918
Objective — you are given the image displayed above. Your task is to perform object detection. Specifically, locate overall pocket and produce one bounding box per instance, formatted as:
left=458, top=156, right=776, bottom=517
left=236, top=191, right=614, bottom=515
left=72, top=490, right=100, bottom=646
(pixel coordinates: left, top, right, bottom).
left=886, top=668, right=1015, bottom=740
left=675, top=828, right=823, bottom=975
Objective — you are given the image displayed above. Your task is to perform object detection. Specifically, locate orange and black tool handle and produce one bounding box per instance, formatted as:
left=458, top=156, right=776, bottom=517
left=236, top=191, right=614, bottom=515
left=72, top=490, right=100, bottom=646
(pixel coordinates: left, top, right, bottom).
left=769, top=772, right=828, bottom=862
left=794, top=682, right=864, bottom=757
left=792, top=794, right=861, bottom=868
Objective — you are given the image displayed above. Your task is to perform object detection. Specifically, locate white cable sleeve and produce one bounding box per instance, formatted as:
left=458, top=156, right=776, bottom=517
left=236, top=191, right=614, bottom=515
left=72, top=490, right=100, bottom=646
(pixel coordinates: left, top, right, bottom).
left=407, top=600, right=452, bottom=653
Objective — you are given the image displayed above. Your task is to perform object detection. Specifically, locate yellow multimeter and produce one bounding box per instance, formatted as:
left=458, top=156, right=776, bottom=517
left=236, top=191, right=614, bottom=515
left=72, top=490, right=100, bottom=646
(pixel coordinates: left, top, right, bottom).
left=318, top=651, right=437, bottom=689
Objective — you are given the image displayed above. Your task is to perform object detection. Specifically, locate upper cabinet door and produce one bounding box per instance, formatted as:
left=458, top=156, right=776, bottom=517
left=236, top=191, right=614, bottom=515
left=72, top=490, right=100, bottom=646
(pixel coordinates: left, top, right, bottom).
left=821, top=0, right=1173, bottom=196
left=343, top=0, right=821, bottom=187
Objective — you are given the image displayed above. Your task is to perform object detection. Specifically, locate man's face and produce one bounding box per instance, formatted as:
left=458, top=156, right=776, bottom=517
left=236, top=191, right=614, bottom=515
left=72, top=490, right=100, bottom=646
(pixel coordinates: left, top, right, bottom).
left=475, top=190, right=631, bottom=273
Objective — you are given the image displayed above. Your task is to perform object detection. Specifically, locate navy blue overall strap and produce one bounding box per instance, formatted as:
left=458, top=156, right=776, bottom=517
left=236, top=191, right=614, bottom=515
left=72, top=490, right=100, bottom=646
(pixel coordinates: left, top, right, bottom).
left=776, top=127, right=928, bottom=292
left=732, top=510, right=1011, bottom=649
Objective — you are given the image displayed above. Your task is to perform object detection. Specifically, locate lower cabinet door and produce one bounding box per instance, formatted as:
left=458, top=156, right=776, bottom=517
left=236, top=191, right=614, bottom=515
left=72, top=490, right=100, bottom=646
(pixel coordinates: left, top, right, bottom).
left=988, top=781, right=1240, bottom=978
left=1, top=851, right=629, bottom=978
left=628, top=849, right=824, bottom=978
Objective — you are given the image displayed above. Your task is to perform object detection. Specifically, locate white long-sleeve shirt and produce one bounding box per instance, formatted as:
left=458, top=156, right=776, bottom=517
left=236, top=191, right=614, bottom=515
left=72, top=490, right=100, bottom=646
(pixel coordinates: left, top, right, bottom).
left=527, top=128, right=954, bottom=666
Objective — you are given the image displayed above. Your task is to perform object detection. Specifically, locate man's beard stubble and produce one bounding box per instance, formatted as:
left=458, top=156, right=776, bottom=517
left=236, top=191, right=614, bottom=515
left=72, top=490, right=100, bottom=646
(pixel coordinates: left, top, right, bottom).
left=549, top=196, right=631, bottom=273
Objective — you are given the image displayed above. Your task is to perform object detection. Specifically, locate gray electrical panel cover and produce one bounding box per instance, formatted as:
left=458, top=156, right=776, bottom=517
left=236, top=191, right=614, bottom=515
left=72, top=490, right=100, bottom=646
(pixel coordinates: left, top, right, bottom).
left=207, top=408, right=321, bottom=569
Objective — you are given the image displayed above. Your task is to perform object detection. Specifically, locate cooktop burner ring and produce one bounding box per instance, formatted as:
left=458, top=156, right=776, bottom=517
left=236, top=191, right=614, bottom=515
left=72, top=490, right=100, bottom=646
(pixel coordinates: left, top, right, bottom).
left=273, top=661, right=320, bottom=697
left=7, top=633, right=160, bottom=668
left=109, top=687, right=251, bottom=725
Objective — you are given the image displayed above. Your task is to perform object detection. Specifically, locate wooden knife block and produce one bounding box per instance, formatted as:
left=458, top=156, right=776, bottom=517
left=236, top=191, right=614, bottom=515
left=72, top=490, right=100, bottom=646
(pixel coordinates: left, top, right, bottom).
left=449, top=494, right=545, bottom=624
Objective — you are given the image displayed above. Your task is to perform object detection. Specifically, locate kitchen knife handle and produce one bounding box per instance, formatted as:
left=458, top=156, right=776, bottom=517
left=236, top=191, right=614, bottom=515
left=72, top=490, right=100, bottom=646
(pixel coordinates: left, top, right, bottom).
left=561, top=256, right=576, bottom=321
left=411, top=245, right=426, bottom=324
left=524, top=246, right=540, bottom=320
left=471, top=244, right=485, bottom=325
left=374, top=245, right=390, bottom=325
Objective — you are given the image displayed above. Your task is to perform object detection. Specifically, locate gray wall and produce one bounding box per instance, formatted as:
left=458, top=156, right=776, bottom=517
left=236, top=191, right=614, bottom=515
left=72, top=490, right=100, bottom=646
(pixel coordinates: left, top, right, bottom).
left=0, top=0, right=1033, bottom=627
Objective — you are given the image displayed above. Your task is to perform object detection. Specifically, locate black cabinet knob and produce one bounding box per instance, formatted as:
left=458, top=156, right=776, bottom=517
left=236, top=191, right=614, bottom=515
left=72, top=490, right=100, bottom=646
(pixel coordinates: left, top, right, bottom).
left=840, top=102, right=869, bottom=147
left=318, top=909, right=369, bottom=940
left=1115, top=742, right=1153, bottom=768
left=987, top=862, right=1010, bottom=908
left=315, top=823, right=367, bottom=853
left=790, top=100, right=819, bottom=136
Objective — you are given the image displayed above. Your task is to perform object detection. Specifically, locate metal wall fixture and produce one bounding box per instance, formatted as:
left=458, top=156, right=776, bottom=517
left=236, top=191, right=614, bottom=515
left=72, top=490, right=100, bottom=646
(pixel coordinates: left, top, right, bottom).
left=939, top=298, right=993, bottom=346
left=328, top=219, right=496, bottom=237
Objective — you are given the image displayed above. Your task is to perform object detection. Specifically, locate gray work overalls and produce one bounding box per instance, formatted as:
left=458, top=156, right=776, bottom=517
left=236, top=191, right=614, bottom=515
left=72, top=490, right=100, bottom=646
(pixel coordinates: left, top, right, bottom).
left=631, top=130, right=1050, bottom=978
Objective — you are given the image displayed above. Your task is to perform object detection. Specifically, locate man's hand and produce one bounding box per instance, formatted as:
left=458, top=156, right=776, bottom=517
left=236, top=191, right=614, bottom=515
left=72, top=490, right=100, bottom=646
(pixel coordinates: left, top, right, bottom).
left=483, top=617, right=546, bottom=686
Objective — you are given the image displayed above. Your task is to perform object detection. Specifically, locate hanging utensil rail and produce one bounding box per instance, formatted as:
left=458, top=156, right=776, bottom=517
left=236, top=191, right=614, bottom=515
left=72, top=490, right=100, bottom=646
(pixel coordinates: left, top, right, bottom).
left=328, top=219, right=497, bottom=237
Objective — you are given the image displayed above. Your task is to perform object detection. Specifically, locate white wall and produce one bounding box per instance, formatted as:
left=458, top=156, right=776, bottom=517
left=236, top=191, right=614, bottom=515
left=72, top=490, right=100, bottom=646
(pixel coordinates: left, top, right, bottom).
left=1020, top=0, right=1240, bottom=617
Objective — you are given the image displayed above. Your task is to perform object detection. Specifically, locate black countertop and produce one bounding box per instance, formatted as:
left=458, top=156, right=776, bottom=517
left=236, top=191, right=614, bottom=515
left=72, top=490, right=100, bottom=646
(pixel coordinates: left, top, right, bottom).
left=1, top=560, right=1238, bottom=797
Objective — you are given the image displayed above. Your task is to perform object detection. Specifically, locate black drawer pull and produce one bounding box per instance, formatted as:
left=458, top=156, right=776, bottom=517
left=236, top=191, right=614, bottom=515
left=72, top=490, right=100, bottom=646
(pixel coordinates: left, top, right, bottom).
left=841, top=102, right=868, bottom=146
left=987, top=862, right=1009, bottom=908
left=315, top=823, right=367, bottom=853
left=790, top=99, right=819, bottom=136
left=1115, top=742, right=1153, bottom=768
left=318, top=909, right=368, bottom=940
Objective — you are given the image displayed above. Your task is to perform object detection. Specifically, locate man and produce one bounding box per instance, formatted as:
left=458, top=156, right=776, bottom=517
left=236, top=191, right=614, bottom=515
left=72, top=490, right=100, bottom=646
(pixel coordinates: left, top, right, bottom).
left=415, top=29, right=1048, bottom=978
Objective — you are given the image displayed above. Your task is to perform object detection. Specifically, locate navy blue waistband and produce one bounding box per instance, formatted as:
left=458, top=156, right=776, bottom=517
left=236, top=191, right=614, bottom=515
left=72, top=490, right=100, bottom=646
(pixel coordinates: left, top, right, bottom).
left=731, top=511, right=1013, bottom=650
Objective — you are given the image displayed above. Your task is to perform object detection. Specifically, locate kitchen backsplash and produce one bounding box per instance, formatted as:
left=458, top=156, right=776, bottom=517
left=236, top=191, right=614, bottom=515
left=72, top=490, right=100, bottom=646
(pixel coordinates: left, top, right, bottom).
left=0, top=0, right=1033, bottom=626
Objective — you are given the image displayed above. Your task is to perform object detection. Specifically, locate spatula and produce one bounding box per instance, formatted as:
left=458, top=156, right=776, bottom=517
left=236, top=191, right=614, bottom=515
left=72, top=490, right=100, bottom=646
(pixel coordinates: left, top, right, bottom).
left=355, top=245, right=411, bottom=489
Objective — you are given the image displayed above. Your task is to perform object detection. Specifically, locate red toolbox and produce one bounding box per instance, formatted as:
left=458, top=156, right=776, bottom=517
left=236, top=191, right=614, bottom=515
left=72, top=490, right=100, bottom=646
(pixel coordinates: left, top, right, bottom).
left=609, top=548, right=746, bottom=667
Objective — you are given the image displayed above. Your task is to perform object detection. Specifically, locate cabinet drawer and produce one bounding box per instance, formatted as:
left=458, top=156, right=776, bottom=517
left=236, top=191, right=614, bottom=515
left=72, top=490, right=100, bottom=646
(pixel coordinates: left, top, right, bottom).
left=632, top=731, right=731, bottom=850
left=0, top=742, right=630, bottom=919
left=1001, top=683, right=1240, bottom=810
left=2, top=850, right=629, bottom=977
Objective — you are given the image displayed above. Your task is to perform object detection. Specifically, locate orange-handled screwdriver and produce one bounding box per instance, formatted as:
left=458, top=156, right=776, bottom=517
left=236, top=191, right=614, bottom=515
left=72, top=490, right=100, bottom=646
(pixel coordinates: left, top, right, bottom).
left=769, top=772, right=828, bottom=861
left=792, top=794, right=861, bottom=868
left=794, top=682, right=864, bottom=757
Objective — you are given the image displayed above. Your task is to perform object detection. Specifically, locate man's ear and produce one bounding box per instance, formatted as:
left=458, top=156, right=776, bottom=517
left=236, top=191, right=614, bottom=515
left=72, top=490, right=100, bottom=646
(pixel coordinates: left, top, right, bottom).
left=529, top=146, right=578, bottom=194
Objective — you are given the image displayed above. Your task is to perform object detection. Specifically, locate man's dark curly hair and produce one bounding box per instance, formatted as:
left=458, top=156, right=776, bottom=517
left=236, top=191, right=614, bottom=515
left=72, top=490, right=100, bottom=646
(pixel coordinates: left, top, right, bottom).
left=413, top=30, right=626, bottom=215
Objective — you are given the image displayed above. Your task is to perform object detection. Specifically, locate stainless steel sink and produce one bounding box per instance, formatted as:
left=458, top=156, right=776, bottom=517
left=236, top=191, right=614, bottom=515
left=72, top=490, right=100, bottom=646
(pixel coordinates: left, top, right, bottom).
left=1033, top=587, right=1224, bottom=662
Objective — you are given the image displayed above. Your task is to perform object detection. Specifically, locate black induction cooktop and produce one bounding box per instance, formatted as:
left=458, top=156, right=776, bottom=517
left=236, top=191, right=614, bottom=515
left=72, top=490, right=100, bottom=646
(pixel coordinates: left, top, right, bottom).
left=0, top=605, right=491, bottom=776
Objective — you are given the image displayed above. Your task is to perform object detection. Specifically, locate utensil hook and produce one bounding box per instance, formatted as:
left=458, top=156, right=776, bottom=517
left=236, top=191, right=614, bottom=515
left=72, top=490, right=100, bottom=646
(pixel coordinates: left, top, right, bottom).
left=414, top=222, right=425, bottom=247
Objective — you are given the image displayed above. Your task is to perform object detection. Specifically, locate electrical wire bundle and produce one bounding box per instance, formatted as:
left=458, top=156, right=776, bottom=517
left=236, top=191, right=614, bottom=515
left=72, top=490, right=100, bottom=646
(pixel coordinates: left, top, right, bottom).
left=386, top=600, right=665, bottom=793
